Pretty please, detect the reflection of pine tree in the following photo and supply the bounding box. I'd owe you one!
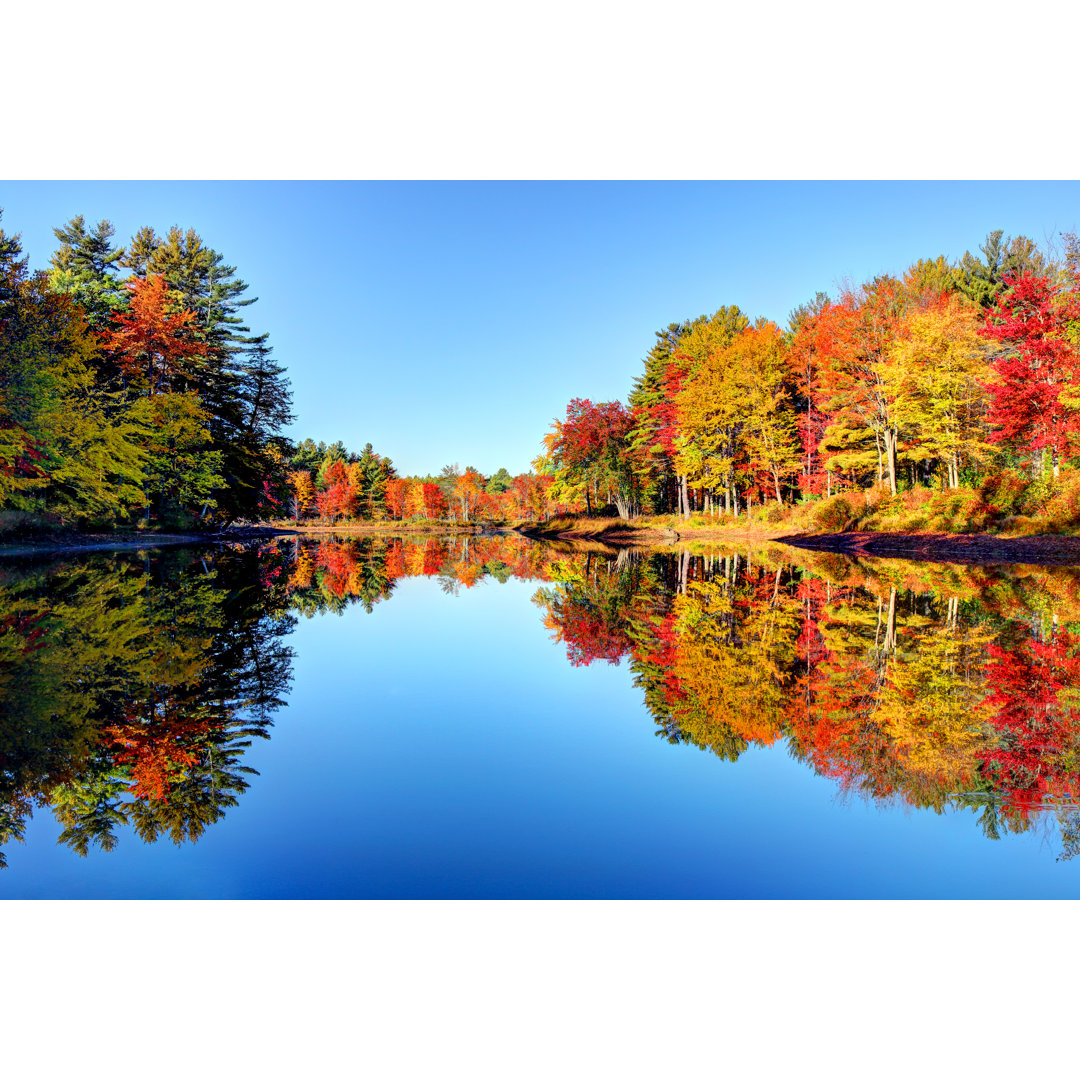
[52,757,129,856]
[949,790,1006,842]
[124,724,262,845]
[0,544,296,866]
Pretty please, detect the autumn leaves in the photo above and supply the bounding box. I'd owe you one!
[540,235,1080,526]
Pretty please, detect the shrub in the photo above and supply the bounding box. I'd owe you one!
[980,470,1031,516]
[864,482,891,512]
[0,510,44,535]
[809,492,863,532]
[1007,515,1041,536]
[1042,469,1080,531]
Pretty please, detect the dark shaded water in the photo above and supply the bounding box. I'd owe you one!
[3,533,1080,897]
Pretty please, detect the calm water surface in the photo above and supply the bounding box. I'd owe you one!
[3,533,1080,898]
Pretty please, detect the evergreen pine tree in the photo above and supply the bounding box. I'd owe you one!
[121,226,161,278]
[118,224,288,522]
[627,322,688,513]
[357,443,388,518]
[958,231,1048,310]
[48,216,126,327]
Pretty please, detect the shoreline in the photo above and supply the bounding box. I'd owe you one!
[773,530,1080,565]
[6,521,1080,567]
[0,521,499,559]
[512,520,1080,566]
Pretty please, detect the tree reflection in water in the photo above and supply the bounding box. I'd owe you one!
[531,539,1080,850]
[6,532,1080,866]
[0,544,297,866]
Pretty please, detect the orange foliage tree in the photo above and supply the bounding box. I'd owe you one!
[101,274,209,397]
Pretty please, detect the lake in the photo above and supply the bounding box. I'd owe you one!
[2,532,1080,898]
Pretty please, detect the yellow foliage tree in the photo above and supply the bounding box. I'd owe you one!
[882,297,994,488]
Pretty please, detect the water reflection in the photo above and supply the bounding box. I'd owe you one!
[0,544,296,865]
[5,532,1080,872]
[531,541,1080,852]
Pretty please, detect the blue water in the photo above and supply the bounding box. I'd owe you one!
[2,541,1078,899]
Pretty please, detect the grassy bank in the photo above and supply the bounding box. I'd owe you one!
[518,471,1080,547]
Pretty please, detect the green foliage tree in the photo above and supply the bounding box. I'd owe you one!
[486,467,513,494]
[958,231,1048,310]
[627,322,688,513]
[131,392,225,525]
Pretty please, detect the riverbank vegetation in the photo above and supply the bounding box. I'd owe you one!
[0,206,575,537]
[535,230,1080,537]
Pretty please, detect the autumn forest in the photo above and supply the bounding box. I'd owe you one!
[537,230,1080,535]
[6,202,1080,894]
[9,209,1080,536]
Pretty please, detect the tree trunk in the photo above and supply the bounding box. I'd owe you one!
[883,428,898,497]
[882,587,897,659]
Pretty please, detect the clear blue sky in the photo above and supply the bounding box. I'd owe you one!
[3,180,1079,477]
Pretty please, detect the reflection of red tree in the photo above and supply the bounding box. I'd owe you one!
[259,564,282,590]
[981,631,1080,812]
[792,579,832,669]
[785,581,897,796]
[384,541,406,582]
[792,653,884,788]
[316,541,359,597]
[103,707,207,800]
[287,536,570,601]
[422,542,446,576]
[651,611,686,706]
[556,596,631,667]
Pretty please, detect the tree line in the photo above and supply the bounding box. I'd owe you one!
[283,441,574,525]
[536,230,1080,524]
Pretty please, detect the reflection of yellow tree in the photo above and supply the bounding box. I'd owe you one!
[874,620,997,795]
[290,544,315,590]
[667,573,803,753]
[883,298,992,488]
